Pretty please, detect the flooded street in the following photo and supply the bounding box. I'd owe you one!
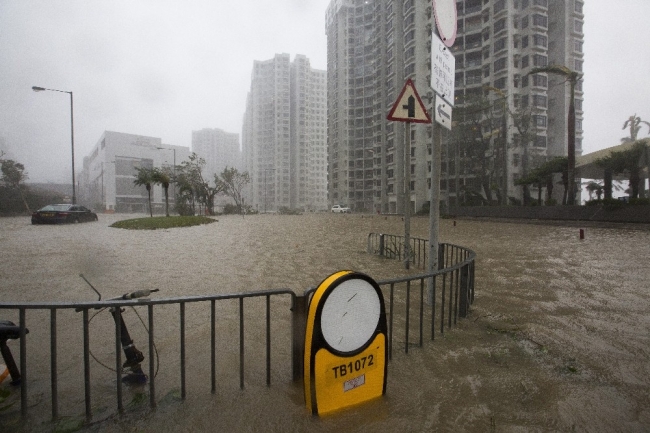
[1,213,649,432]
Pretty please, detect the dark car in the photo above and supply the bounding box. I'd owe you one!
[31,204,98,225]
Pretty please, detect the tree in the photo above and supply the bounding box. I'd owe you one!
[152,167,172,217]
[527,64,582,205]
[215,167,250,213]
[451,92,503,204]
[133,166,155,217]
[1,155,31,213]
[622,115,650,142]
[596,140,648,199]
[515,156,567,205]
[174,153,223,215]
[584,181,604,201]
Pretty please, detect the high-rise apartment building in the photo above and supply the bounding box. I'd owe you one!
[242,53,327,212]
[326,0,584,212]
[192,128,242,178]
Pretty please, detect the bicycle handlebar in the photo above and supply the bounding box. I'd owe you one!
[75,289,160,312]
[107,289,160,301]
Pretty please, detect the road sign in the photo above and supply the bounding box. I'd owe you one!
[431,32,455,107]
[433,0,458,47]
[434,94,452,130]
[387,79,431,123]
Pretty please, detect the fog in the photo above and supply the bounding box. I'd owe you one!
[1,0,649,183]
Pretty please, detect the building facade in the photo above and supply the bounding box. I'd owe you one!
[79,131,189,213]
[325,0,584,212]
[191,128,242,178]
[242,53,327,212]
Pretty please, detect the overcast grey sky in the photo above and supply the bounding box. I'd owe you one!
[1,0,649,183]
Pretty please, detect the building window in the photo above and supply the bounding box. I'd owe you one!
[494,77,507,89]
[521,55,529,68]
[494,0,506,13]
[533,94,547,107]
[494,37,506,52]
[494,57,507,72]
[521,16,529,29]
[532,74,547,87]
[521,35,529,48]
[533,54,547,67]
[533,34,547,47]
[534,136,547,147]
[575,1,584,14]
[404,30,415,44]
[532,14,548,28]
[574,59,583,72]
[404,13,415,28]
[533,115,547,127]
[574,40,583,53]
[533,0,548,6]
[494,18,506,33]
[574,20,583,33]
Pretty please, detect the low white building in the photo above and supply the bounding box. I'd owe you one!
[79,131,189,213]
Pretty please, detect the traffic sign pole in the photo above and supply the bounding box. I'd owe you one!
[404,122,411,270]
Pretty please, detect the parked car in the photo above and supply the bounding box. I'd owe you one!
[331,205,351,213]
[31,204,98,225]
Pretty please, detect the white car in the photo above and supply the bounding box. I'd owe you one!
[331,205,351,213]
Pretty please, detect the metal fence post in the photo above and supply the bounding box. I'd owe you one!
[459,264,469,317]
[291,295,307,381]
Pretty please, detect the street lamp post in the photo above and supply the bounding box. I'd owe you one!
[32,86,76,204]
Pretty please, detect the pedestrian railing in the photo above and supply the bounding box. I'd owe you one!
[0,240,475,425]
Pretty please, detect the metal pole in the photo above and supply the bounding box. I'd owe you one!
[428,106,442,303]
[70,92,76,204]
[173,149,176,209]
[404,122,411,270]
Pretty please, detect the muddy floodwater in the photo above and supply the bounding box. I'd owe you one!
[1,213,649,432]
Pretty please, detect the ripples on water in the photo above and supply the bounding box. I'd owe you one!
[1,214,649,432]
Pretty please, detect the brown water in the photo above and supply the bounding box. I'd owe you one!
[1,214,649,432]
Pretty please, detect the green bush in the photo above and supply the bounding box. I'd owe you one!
[629,197,650,206]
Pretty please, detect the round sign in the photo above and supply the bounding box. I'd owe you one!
[320,277,381,353]
[433,0,457,47]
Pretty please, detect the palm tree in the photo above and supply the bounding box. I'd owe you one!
[527,64,582,205]
[596,141,648,199]
[152,167,171,217]
[133,166,154,217]
[622,115,650,142]
[584,181,604,201]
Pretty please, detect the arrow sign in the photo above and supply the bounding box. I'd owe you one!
[387,79,431,123]
[434,94,452,130]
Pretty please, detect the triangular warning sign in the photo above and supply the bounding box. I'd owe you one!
[387,79,431,123]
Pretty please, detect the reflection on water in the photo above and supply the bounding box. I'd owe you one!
[1,214,649,432]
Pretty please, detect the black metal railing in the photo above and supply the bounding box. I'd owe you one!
[0,240,475,425]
